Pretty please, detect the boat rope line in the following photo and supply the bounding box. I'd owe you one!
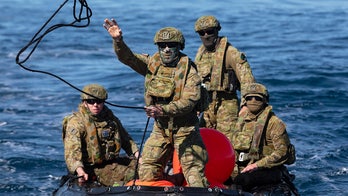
[15,0,144,110]
[131,116,150,186]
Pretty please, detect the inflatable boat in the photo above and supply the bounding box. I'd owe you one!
[53,128,298,196]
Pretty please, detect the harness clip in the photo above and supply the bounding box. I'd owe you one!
[238,152,246,162]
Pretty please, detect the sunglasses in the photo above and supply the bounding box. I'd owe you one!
[85,99,105,105]
[157,42,178,49]
[198,29,215,36]
[245,96,263,102]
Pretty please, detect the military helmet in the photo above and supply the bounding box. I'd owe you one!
[194,15,221,32]
[81,84,108,100]
[243,83,269,101]
[154,27,185,50]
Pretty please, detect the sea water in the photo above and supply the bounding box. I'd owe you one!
[1,0,347,195]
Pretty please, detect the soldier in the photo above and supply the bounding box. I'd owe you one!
[231,83,297,193]
[194,15,256,142]
[104,19,209,187]
[63,84,139,186]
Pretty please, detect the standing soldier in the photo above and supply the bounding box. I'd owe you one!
[63,84,139,186]
[194,15,256,142]
[104,18,209,187]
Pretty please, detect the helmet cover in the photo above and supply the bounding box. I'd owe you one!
[194,15,221,32]
[81,84,108,100]
[243,83,269,100]
[154,27,185,50]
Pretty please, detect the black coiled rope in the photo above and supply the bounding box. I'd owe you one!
[15,0,144,110]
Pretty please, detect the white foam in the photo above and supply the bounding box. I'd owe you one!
[0,122,7,126]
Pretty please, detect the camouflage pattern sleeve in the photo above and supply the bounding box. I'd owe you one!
[225,46,256,106]
[113,117,139,156]
[64,115,85,174]
[113,39,149,76]
[255,115,291,168]
[161,63,201,116]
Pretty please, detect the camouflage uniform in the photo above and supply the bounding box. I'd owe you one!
[63,84,139,186]
[231,83,293,178]
[112,27,209,187]
[194,15,255,143]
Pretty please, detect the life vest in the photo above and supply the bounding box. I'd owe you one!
[232,106,273,162]
[62,105,122,165]
[195,37,230,92]
[232,106,296,165]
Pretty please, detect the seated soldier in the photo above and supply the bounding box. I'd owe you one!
[63,84,139,186]
[231,83,298,195]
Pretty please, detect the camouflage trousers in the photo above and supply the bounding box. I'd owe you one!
[93,158,137,186]
[139,124,209,187]
[203,98,239,143]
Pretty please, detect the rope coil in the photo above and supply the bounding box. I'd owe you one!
[15,0,143,110]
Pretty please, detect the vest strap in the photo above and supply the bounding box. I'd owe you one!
[238,106,273,163]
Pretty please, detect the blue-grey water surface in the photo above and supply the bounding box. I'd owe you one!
[1,0,348,195]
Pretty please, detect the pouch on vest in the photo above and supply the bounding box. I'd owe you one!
[102,121,119,161]
[147,76,175,98]
[285,143,296,165]
[232,130,253,151]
